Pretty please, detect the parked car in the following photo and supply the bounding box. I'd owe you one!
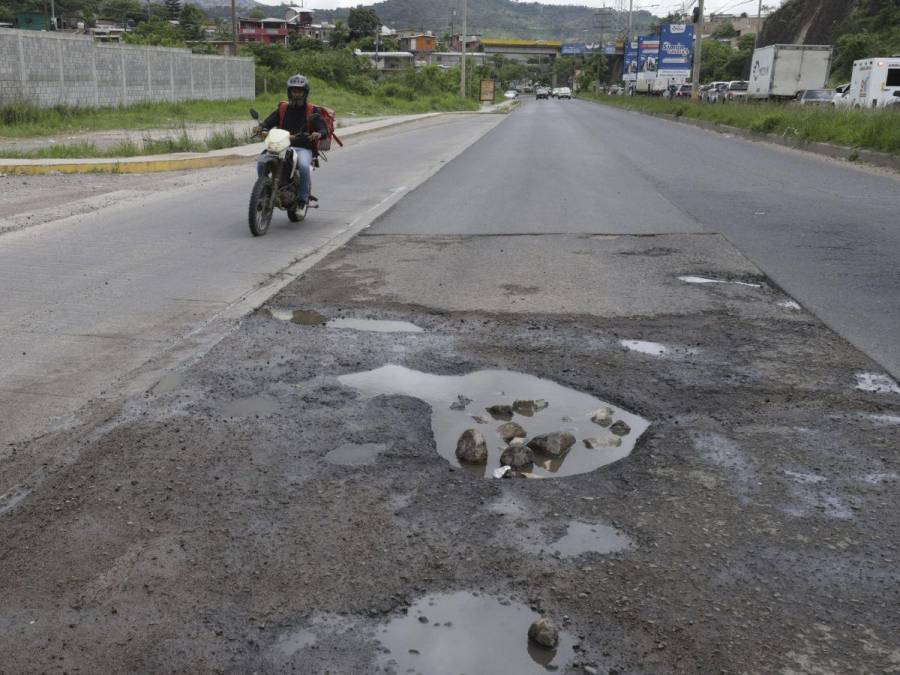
[793,88,836,105]
[674,83,693,98]
[705,82,730,103]
[832,83,852,108]
[557,87,572,99]
[535,87,550,100]
[503,90,519,99]
[607,85,624,95]
[722,80,749,102]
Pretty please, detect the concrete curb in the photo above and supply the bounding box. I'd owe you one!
[0,112,441,175]
[581,98,900,172]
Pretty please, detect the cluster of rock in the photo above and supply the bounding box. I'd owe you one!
[452,398,632,475]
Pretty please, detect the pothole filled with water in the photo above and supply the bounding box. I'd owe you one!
[267,308,423,333]
[338,365,649,479]
[375,591,576,675]
[217,394,280,418]
[324,442,387,467]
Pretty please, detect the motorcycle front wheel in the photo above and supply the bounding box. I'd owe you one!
[287,199,308,223]
[248,177,274,237]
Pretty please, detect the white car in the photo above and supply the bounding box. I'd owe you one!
[557,87,572,99]
[832,83,851,108]
[503,90,518,99]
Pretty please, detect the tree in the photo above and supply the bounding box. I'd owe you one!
[164,0,180,20]
[697,38,734,82]
[712,23,739,39]
[248,8,264,19]
[178,3,206,41]
[347,5,379,41]
[329,20,349,48]
[289,33,326,52]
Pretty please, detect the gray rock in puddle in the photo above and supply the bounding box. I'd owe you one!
[512,399,548,417]
[500,444,534,468]
[449,394,473,411]
[583,436,622,449]
[528,432,576,458]
[455,429,488,464]
[497,422,527,442]
[590,407,614,427]
[610,420,631,437]
[486,405,514,421]
[528,617,560,648]
[471,415,490,424]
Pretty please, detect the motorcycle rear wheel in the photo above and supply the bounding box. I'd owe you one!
[248,177,274,237]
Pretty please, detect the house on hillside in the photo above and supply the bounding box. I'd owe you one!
[450,33,481,52]
[354,50,414,71]
[285,7,314,29]
[238,16,288,45]
[398,33,436,55]
[702,13,763,45]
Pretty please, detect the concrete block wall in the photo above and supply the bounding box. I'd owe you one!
[0,28,255,108]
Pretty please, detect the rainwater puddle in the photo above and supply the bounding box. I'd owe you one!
[620,340,670,357]
[337,365,649,479]
[324,443,386,467]
[855,372,900,394]
[218,394,280,418]
[678,275,762,288]
[267,309,423,333]
[153,372,186,394]
[551,521,632,556]
[375,591,575,675]
[273,628,317,657]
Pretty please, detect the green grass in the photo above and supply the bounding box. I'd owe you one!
[0,75,477,141]
[579,93,900,155]
[0,126,256,159]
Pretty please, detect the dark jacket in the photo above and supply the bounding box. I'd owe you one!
[261,104,329,151]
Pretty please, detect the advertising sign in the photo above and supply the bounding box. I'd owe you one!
[623,41,638,81]
[637,34,659,75]
[603,42,617,55]
[658,24,694,77]
[561,43,586,56]
[480,79,495,102]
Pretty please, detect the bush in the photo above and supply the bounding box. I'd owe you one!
[750,113,784,134]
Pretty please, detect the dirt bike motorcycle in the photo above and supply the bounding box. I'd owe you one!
[247,108,319,237]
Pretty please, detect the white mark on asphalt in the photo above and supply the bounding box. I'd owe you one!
[327,318,424,333]
[678,275,762,288]
[777,300,802,310]
[854,372,900,394]
[860,472,899,485]
[784,470,827,484]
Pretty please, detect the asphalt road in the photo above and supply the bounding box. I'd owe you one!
[373,98,900,379]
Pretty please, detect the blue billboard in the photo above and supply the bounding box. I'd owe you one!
[561,43,586,56]
[637,34,659,75]
[623,41,638,81]
[658,24,694,77]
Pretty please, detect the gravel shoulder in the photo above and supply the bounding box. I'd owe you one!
[1,232,897,673]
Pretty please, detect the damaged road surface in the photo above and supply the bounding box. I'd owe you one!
[1,100,899,673]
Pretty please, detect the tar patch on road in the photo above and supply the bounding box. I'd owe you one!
[0,234,898,674]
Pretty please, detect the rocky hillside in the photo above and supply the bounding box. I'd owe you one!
[757,0,854,47]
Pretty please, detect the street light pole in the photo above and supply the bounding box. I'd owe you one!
[231,0,237,56]
[755,0,764,48]
[690,0,705,101]
[460,0,467,99]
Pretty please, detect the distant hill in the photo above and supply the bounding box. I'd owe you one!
[238,0,657,41]
[757,0,854,47]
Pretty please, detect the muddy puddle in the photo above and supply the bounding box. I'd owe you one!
[375,591,575,674]
[338,365,649,479]
[218,394,280,418]
[152,372,185,395]
[620,340,670,356]
[267,309,422,333]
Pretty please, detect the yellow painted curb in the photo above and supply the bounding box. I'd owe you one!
[0,154,253,175]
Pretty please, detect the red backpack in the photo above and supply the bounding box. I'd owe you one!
[277,101,343,153]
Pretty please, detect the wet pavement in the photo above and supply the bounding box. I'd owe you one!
[0,232,898,674]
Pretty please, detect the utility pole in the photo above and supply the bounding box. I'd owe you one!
[626,0,633,44]
[50,0,57,29]
[460,0,467,99]
[755,0,764,48]
[690,0,705,100]
[231,0,237,56]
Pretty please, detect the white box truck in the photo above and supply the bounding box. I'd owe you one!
[748,44,833,100]
[845,57,900,109]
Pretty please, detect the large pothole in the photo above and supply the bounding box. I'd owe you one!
[375,591,576,674]
[339,365,649,479]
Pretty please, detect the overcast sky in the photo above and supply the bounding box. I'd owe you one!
[261,0,784,15]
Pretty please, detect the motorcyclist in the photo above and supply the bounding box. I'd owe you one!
[253,74,329,210]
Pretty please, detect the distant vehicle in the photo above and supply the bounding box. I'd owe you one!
[503,90,519,99]
[550,88,560,98]
[557,87,572,99]
[535,87,550,100]
[705,82,729,103]
[844,57,900,109]
[748,44,833,100]
[793,88,835,105]
[674,83,692,98]
[607,85,624,95]
[832,82,852,108]
[722,80,749,102]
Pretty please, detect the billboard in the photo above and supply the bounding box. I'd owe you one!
[637,34,659,75]
[561,43,586,55]
[658,24,694,77]
[603,42,617,55]
[623,41,638,81]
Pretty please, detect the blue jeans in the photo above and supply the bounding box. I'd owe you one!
[257,147,312,204]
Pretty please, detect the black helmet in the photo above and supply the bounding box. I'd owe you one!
[287,74,310,107]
